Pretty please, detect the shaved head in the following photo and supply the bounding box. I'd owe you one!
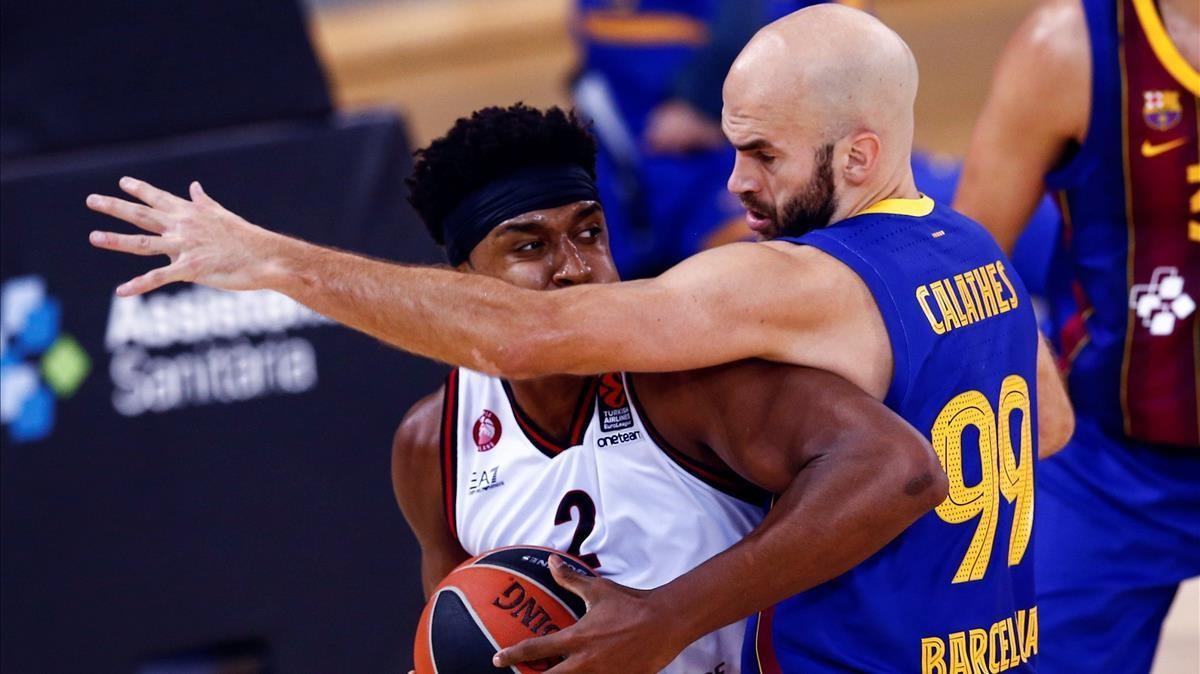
[722,4,920,239]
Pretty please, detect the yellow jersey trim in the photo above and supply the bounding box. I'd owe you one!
[580,11,708,46]
[1131,0,1200,96]
[858,194,935,217]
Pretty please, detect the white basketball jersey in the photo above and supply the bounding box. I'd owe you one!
[441,368,765,674]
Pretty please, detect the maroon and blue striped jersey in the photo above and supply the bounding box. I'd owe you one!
[1045,0,1199,448]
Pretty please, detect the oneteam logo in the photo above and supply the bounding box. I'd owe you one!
[1129,267,1195,336]
[0,276,91,443]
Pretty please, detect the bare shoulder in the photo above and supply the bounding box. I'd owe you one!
[1001,0,1091,137]
[1015,0,1090,79]
[703,241,847,310]
[761,240,890,395]
[689,359,872,415]
[659,240,805,284]
[762,240,859,283]
[392,386,446,471]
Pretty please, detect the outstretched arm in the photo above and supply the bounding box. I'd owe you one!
[87,179,826,379]
[391,389,470,596]
[494,363,947,672]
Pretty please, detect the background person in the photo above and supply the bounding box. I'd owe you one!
[955,0,1200,670]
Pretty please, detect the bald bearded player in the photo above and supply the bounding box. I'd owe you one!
[87,6,1073,672]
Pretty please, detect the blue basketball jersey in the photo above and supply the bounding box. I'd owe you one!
[746,197,1042,673]
[1043,0,1200,448]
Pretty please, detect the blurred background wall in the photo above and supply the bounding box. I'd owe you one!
[307,0,1031,153]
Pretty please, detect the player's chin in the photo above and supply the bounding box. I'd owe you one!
[753,221,783,241]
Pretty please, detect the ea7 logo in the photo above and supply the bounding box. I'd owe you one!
[469,466,503,494]
[1129,267,1195,336]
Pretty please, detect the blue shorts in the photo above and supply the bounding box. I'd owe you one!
[1035,418,1200,673]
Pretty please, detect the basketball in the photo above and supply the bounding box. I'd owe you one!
[413,546,596,674]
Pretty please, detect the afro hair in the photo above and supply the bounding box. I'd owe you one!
[406,103,598,245]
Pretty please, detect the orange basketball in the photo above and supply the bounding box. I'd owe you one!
[413,546,596,674]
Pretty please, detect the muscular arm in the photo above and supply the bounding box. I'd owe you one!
[632,363,947,657]
[273,239,834,379]
[953,0,1090,253]
[88,183,885,391]
[86,181,839,375]
[391,388,469,597]
[499,363,947,671]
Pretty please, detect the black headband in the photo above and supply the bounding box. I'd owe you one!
[441,164,599,265]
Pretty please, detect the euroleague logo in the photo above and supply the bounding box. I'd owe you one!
[473,409,502,451]
[598,373,633,432]
[598,372,626,408]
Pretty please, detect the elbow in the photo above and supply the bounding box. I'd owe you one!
[920,457,950,512]
[1039,400,1076,459]
[1037,341,1077,458]
[892,440,949,515]
[1038,372,1076,458]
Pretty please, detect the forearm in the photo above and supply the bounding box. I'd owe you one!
[263,236,771,377]
[651,450,943,645]
[265,235,560,376]
[89,178,793,378]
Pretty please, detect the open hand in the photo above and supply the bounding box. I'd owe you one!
[86,177,283,296]
[492,555,688,673]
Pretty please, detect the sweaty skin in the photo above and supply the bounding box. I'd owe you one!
[392,200,945,673]
[86,8,1072,453]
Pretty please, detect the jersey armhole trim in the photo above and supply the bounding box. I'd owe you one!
[801,232,913,410]
[440,368,461,540]
[624,374,769,506]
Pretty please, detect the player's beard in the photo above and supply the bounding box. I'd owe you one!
[741,143,839,240]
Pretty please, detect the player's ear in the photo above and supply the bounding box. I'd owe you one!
[842,132,881,186]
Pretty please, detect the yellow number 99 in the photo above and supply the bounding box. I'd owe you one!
[998,375,1034,566]
[930,375,1034,584]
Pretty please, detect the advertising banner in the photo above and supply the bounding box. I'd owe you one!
[1,112,445,673]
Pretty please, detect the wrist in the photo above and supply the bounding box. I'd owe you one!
[645,582,707,653]
[256,229,310,294]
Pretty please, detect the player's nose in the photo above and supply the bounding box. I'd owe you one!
[552,242,593,287]
[727,154,761,195]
